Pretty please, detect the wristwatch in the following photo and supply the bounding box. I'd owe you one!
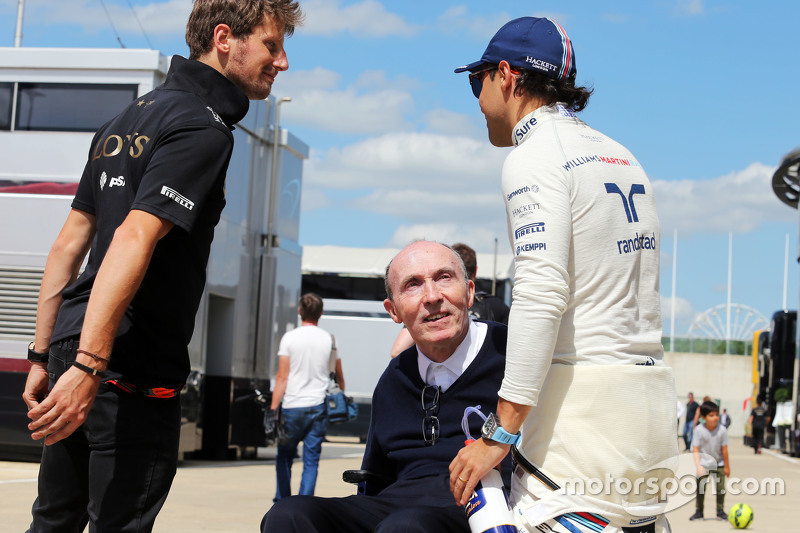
[481,413,521,445]
[27,342,49,363]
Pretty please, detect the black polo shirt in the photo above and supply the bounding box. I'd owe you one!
[52,56,249,387]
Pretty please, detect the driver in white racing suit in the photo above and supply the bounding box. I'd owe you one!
[449,17,678,533]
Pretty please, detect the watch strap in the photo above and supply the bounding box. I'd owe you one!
[27,342,49,363]
[487,425,521,445]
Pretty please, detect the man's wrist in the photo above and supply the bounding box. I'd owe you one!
[71,361,105,378]
[481,413,521,446]
[27,342,49,363]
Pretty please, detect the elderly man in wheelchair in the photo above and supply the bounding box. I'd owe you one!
[261,240,510,533]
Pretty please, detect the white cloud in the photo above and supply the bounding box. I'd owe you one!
[661,296,700,338]
[661,296,695,323]
[28,0,190,37]
[351,188,504,222]
[437,7,570,40]
[425,108,483,138]
[300,0,417,38]
[653,162,794,236]
[437,6,513,39]
[388,223,506,252]
[676,0,705,16]
[304,131,509,190]
[272,68,416,134]
[125,0,192,35]
[299,185,330,212]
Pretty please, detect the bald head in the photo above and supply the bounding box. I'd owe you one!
[383,241,474,362]
[385,241,468,300]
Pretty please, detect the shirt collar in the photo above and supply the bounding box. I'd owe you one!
[164,55,250,128]
[511,103,578,147]
[417,320,487,388]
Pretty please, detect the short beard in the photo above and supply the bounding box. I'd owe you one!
[226,43,272,100]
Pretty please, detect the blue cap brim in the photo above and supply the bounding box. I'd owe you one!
[454,60,484,74]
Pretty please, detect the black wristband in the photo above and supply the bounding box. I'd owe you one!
[27,342,49,363]
[72,361,105,378]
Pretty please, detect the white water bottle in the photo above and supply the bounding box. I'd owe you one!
[464,466,518,533]
[461,405,518,533]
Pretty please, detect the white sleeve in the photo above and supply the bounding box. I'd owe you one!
[277,331,292,357]
[499,150,571,406]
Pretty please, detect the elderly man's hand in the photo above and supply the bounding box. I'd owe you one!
[27,366,100,445]
[449,438,510,506]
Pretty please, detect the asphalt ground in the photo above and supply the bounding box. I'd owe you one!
[1,438,796,531]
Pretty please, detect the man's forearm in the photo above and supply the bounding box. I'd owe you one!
[78,211,171,359]
[34,210,95,350]
[270,378,287,411]
[496,397,532,435]
[335,358,345,392]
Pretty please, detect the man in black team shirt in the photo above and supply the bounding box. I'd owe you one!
[22,1,303,531]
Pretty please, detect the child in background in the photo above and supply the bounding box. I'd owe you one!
[690,401,730,521]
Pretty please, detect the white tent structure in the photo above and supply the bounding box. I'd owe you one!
[301,244,515,302]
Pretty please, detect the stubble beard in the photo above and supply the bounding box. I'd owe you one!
[227,46,273,100]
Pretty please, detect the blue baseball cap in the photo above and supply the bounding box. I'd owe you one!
[454,17,577,80]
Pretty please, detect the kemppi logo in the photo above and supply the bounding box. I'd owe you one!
[92,133,151,161]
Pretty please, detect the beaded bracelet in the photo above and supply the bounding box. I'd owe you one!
[77,349,110,365]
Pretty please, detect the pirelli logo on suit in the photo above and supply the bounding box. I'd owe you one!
[160,186,195,211]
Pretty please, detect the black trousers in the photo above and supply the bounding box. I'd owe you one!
[261,475,470,533]
[28,337,181,533]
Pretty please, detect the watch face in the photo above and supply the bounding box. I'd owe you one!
[481,414,497,438]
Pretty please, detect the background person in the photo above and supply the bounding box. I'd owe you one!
[693,395,712,428]
[449,17,677,533]
[452,242,510,324]
[684,392,699,451]
[261,240,510,533]
[690,401,730,521]
[270,293,344,501]
[720,407,731,429]
[748,396,770,454]
[22,1,303,531]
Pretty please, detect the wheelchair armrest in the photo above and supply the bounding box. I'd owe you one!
[342,469,394,485]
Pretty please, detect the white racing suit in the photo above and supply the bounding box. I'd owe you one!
[500,104,678,532]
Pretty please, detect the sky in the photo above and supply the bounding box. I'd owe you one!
[2,0,799,338]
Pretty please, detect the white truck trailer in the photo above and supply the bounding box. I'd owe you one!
[0,47,308,460]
